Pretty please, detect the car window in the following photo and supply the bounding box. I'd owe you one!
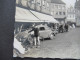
[39,27,45,30]
[45,26,50,30]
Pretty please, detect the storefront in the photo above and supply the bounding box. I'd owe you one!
[55,17,66,24]
[15,6,59,34]
[15,7,41,34]
[30,10,59,23]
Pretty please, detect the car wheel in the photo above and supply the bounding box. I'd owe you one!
[39,36,44,41]
[50,34,54,40]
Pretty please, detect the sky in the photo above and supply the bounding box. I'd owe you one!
[62,0,76,7]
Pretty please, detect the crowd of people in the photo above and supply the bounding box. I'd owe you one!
[51,23,69,34]
[58,23,69,33]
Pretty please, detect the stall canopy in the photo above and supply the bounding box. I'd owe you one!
[30,10,59,23]
[15,7,41,22]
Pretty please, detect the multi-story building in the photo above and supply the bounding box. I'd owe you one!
[16,0,66,18]
[66,6,76,26]
[16,0,51,15]
[48,0,66,24]
[75,0,80,26]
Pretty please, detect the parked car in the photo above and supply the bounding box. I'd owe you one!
[30,24,55,40]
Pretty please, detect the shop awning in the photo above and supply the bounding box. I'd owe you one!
[15,7,41,22]
[30,10,59,23]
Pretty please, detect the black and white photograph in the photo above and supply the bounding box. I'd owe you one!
[13,0,80,59]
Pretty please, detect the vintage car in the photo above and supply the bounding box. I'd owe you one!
[30,24,55,40]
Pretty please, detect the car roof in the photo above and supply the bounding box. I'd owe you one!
[36,24,51,30]
[37,24,48,28]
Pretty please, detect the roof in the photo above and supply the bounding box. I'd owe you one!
[51,0,65,4]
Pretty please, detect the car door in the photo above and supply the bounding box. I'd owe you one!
[39,27,48,38]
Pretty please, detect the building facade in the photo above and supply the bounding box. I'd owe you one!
[16,0,66,24]
[66,6,76,25]
[48,0,66,23]
[16,0,51,15]
[75,0,80,26]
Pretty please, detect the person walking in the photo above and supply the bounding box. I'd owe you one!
[59,24,64,33]
[33,26,40,48]
[64,23,69,32]
[29,26,40,48]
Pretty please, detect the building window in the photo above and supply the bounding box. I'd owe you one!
[70,15,71,18]
[55,5,58,9]
[56,12,58,15]
[63,12,65,15]
[47,3,49,7]
[59,12,62,15]
[43,6,46,9]
[52,5,54,8]
[42,0,46,6]
[73,14,75,18]
[37,2,41,6]
[51,12,53,15]
[31,0,35,4]
[74,10,75,13]
[42,0,45,5]
[58,5,61,9]
[62,6,65,9]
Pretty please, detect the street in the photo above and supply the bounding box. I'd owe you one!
[23,28,80,59]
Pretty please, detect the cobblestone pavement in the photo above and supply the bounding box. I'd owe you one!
[23,28,80,59]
